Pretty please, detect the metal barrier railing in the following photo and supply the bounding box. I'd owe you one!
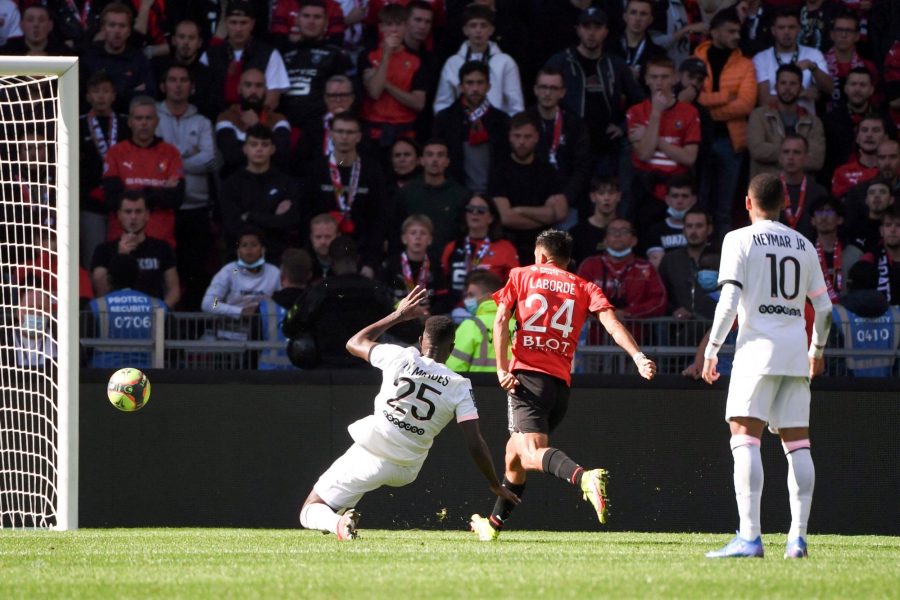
[79,311,900,376]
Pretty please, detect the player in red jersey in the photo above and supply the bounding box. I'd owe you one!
[469,229,656,540]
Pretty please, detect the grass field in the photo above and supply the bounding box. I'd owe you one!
[0,529,897,599]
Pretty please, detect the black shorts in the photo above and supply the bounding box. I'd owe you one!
[507,370,571,434]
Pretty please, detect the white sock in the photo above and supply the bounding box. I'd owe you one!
[300,502,341,535]
[731,435,763,540]
[784,441,815,540]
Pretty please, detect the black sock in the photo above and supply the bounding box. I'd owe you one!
[489,477,526,530]
[542,448,583,486]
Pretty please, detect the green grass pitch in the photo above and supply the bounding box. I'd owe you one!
[0,529,897,599]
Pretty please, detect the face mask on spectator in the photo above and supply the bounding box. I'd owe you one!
[238,256,266,269]
[667,206,688,220]
[606,247,632,258]
[22,313,46,333]
[697,270,719,291]
[464,298,479,314]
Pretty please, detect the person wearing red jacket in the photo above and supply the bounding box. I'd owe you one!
[576,217,667,318]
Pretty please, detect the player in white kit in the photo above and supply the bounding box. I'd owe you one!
[299,286,519,539]
[702,174,832,559]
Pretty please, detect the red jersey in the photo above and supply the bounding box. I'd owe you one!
[885,41,900,133]
[440,237,520,295]
[626,100,701,199]
[494,264,613,385]
[831,159,878,199]
[103,139,184,247]
[360,46,424,126]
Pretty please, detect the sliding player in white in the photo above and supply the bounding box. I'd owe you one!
[299,286,519,539]
[702,173,832,559]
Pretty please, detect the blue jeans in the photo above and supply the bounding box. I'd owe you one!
[700,135,745,241]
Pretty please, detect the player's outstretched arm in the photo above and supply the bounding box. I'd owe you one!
[458,419,521,505]
[596,309,657,380]
[346,286,430,362]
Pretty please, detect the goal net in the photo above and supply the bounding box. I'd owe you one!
[0,58,78,530]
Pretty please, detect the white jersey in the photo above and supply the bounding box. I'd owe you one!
[347,344,479,467]
[718,220,827,377]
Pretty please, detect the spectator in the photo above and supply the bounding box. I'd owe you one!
[650,0,707,69]
[152,19,216,119]
[130,0,169,59]
[823,68,889,177]
[490,111,568,263]
[380,214,452,340]
[360,4,426,154]
[293,74,356,171]
[445,270,507,372]
[576,217,667,318]
[527,67,592,218]
[305,112,387,278]
[641,176,698,269]
[860,216,900,305]
[215,67,292,179]
[433,61,510,194]
[220,124,302,266]
[608,0,668,84]
[752,8,831,114]
[846,178,895,253]
[88,253,167,369]
[832,261,900,377]
[307,212,340,282]
[822,11,877,114]
[7,287,55,372]
[831,114,886,200]
[102,95,185,249]
[675,57,715,198]
[0,0,21,48]
[386,137,422,198]
[737,0,774,58]
[392,138,469,255]
[544,7,644,180]
[658,208,719,320]
[627,55,701,230]
[530,0,600,66]
[79,72,130,269]
[404,1,439,141]
[202,226,281,318]
[843,139,900,243]
[257,247,313,370]
[267,0,347,45]
[0,4,69,56]
[798,0,840,53]
[434,4,523,117]
[443,0,528,73]
[91,190,180,308]
[569,176,621,266]
[277,0,351,129]
[80,3,155,114]
[155,63,217,310]
[282,236,395,368]
[777,133,830,241]
[808,195,861,304]
[747,63,825,178]
[694,7,757,237]
[441,194,519,306]
[201,0,290,115]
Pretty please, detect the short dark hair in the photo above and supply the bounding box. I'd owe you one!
[462,4,495,25]
[245,123,272,142]
[465,270,503,294]
[392,137,421,156]
[666,174,695,194]
[590,176,619,193]
[120,189,147,207]
[846,66,873,82]
[108,253,140,290]
[163,63,193,83]
[86,71,115,90]
[423,315,456,348]
[280,248,312,286]
[407,0,433,13]
[808,195,843,218]
[748,173,784,213]
[459,60,490,82]
[332,111,361,130]
[832,9,859,29]
[782,131,809,151]
[646,54,675,72]
[773,7,801,24]
[422,138,449,153]
[709,6,741,30]
[536,229,573,262]
[238,224,265,246]
[379,4,409,24]
[776,63,803,82]
[536,66,565,84]
[684,207,712,225]
[509,111,540,132]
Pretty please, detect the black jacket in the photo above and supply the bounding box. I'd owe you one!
[432,99,510,191]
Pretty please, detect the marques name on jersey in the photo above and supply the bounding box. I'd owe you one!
[751,232,808,251]
[402,362,450,387]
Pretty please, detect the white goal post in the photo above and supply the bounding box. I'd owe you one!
[0,57,78,530]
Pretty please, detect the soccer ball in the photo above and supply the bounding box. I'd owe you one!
[107,368,151,412]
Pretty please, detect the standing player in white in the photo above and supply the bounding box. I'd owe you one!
[702,174,832,559]
[299,286,519,540]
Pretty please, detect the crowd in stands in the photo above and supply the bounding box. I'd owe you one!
[2,0,899,371]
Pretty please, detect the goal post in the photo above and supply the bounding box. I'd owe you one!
[0,57,78,530]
